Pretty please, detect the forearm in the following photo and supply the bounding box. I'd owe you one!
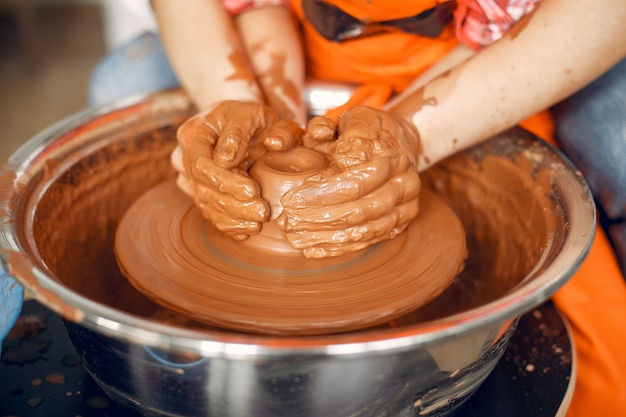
[236,6,306,125]
[152,0,263,109]
[386,44,476,109]
[389,0,626,171]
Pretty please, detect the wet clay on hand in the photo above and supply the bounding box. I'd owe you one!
[172,101,302,240]
[115,147,467,335]
[278,106,423,258]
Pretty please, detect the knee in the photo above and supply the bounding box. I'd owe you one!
[88,32,179,107]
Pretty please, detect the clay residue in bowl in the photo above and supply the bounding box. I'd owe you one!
[30,126,560,332]
[413,145,558,322]
[32,126,185,321]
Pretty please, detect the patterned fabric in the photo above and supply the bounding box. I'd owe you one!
[222,0,289,15]
[222,0,542,49]
[454,0,543,49]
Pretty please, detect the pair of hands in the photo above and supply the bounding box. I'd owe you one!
[171,101,422,258]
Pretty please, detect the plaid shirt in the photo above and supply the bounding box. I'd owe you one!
[455,0,543,49]
[222,0,288,15]
[222,0,542,49]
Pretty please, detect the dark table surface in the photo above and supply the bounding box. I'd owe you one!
[1,300,573,417]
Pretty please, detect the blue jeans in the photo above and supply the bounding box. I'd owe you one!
[88,34,626,275]
[554,58,626,277]
[88,32,179,107]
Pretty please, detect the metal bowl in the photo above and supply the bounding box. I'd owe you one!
[0,88,594,417]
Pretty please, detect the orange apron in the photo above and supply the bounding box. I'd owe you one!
[290,0,626,414]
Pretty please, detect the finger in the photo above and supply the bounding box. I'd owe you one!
[213,123,253,169]
[306,116,336,141]
[335,107,381,169]
[285,203,416,255]
[171,146,185,174]
[302,117,337,155]
[175,173,194,198]
[334,135,377,169]
[278,174,419,231]
[206,101,272,168]
[263,119,303,151]
[334,107,405,169]
[301,225,407,258]
[335,107,414,170]
[177,115,218,150]
[280,156,394,209]
[198,207,263,240]
[336,106,382,150]
[302,241,372,259]
[190,154,262,202]
[181,133,263,202]
[204,212,264,240]
[177,119,222,185]
[194,182,269,224]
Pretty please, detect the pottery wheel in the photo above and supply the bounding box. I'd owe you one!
[115,152,467,335]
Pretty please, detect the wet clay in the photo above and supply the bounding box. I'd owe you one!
[277,107,423,259]
[25,126,559,335]
[244,147,331,254]
[28,126,182,320]
[115,147,468,335]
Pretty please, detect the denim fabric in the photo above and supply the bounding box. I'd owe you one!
[88,32,179,107]
[555,58,626,276]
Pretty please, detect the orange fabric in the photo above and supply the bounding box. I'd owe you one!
[518,110,555,144]
[554,228,626,415]
[291,0,459,93]
[290,1,626,414]
[323,0,442,21]
[523,112,626,417]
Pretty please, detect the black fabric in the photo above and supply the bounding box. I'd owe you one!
[302,0,456,42]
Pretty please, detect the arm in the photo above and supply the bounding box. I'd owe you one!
[152,0,262,108]
[387,0,626,171]
[236,6,307,125]
[152,0,305,121]
[152,1,306,239]
[280,0,626,258]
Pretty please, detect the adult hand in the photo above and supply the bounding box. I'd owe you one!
[277,106,422,258]
[172,100,302,240]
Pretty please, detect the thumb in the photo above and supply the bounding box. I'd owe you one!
[263,119,303,152]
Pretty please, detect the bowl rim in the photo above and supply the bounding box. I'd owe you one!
[0,89,596,356]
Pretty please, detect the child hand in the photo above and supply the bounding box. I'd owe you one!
[172,100,302,240]
[277,106,422,258]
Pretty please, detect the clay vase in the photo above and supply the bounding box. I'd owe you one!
[244,147,329,254]
[114,147,467,335]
